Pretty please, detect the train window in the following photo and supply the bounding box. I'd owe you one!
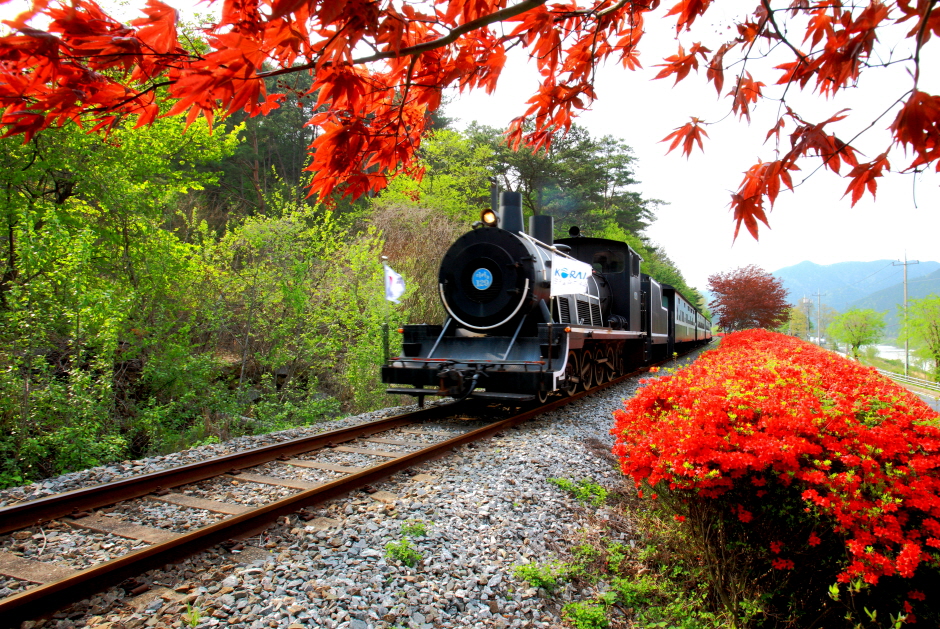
[592,250,625,273]
[631,254,640,277]
[661,295,668,309]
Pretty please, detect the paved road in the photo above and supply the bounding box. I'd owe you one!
[914,391,940,413]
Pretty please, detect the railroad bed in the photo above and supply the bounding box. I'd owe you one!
[1,351,708,629]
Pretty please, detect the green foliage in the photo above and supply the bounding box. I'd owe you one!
[466,122,659,236]
[182,603,202,628]
[562,601,609,629]
[828,308,887,360]
[385,537,422,567]
[0,115,240,483]
[375,129,493,222]
[571,542,602,562]
[781,305,812,339]
[559,521,724,629]
[899,295,940,381]
[400,519,429,537]
[0,113,404,487]
[547,477,609,507]
[512,560,568,591]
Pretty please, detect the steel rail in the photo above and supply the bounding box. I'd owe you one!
[0,370,639,625]
[0,404,457,536]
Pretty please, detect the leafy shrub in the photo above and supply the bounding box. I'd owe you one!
[512,560,568,591]
[385,537,422,567]
[548,477,609,507]
[613,329,940,625]
[400,519,428,537]
[562,601,609,629]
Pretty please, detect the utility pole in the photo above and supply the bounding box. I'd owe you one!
[893,253,920,376]
[800,296,812,339]
[813,291,826,345]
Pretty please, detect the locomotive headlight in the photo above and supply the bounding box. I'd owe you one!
[481,209,498,227]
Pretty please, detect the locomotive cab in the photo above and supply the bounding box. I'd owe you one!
[553,237,643,333]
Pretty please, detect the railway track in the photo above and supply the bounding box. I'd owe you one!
[0,366,649,627]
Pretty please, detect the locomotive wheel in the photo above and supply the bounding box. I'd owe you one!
[579,349,594,391]
[563,350,580,397]
[605,344,618,380]
[594,346,608,385]
[537,387,550,404]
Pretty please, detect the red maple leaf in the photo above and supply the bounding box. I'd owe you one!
[662,117,709,157]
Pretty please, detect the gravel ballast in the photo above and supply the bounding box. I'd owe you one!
[7,351,708,629]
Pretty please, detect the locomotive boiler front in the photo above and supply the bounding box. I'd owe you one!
[438,193,550,331]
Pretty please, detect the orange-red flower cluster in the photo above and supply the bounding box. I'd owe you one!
[612,329,940,585]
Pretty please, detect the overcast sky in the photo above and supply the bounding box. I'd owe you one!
[2,0,937,293]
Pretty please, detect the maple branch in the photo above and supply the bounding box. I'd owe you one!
[81,80,173,116]
[395,55,419,139]
[258,0,549,80]
[760,0,808,65]
[557,0,635,19]
[792,91,910,187]
[911,0,938,87]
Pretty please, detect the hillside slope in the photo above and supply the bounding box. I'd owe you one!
[772,260,940,312]
[848,268,940,337]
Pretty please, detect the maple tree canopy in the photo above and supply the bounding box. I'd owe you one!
[0,0,937,238]
[707,264,790,330]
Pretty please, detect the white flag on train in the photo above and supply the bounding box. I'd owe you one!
[550,253,592,297]
[384,264,406,303]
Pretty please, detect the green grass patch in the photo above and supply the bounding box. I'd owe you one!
[548,477,609,507]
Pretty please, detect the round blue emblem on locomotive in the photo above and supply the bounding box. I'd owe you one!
[472,268,493,290]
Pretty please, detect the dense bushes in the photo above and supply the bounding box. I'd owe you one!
[613,330,940,626]
[0,121,412,488]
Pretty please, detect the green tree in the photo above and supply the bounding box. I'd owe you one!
[900,295,940,382]
[205,197,396,416]
[374,129,494,222]
[827,309,887,360]
[467,123,659,236]
[0,114,240,484]
[783,306,812,339]
[196,71,321,223]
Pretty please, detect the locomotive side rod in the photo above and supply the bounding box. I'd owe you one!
[0,366,652,626]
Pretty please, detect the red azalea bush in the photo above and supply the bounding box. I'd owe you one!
[613,330,940,625]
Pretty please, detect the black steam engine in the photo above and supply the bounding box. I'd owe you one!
[382,192,712,405]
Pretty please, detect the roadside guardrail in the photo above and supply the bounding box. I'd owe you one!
[877,369,940,394]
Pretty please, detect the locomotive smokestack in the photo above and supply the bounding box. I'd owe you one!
[499,191,524,235]
[529,215,553,245]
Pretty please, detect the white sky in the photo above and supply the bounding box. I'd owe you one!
[2,0,937,292]
[442,4,940,291]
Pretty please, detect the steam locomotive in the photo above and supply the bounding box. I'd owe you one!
[382,192,712,405]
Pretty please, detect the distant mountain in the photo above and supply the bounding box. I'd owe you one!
[847,268,940,337]
[772,260,940,312]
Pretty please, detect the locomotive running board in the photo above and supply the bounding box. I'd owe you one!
[386,388,448,397]
[470,391,535,401]
[385,388,535,402]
